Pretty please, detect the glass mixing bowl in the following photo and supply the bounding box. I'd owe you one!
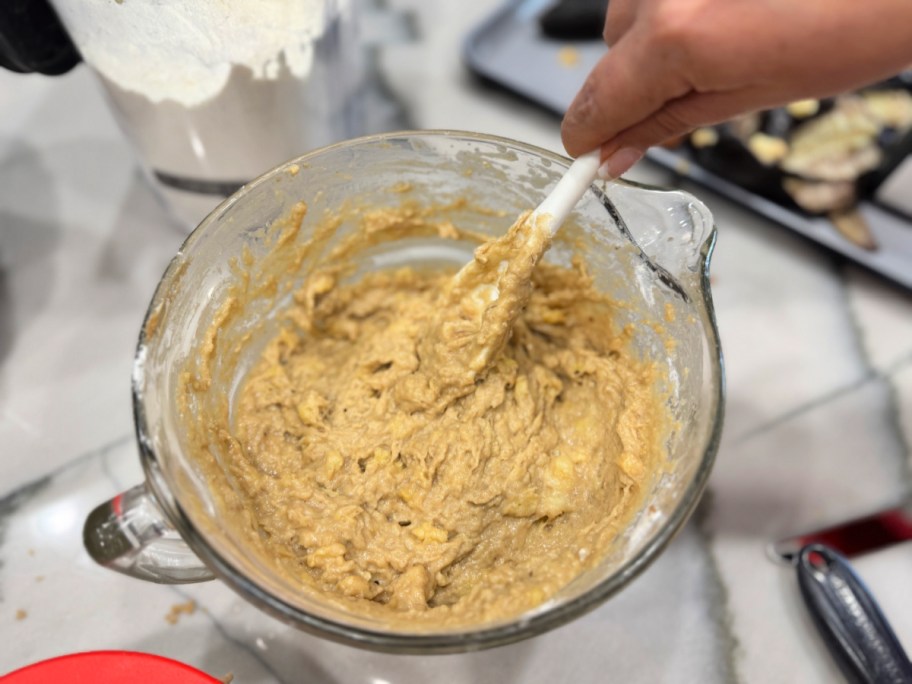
[84,131,724,653]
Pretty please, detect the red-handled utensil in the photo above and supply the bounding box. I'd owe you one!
[769,500,912,563]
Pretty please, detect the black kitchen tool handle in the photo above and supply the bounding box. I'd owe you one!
[539,0,609,40]
[797,544,912,684]
[0,0,80,75]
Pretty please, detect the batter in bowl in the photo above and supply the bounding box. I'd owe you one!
[218,202,668,626]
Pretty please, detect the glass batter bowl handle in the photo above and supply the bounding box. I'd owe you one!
[83,483,214,583]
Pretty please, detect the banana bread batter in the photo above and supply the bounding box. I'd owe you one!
[222,207,668,626]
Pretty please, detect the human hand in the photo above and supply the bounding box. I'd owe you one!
[562,0,912,178]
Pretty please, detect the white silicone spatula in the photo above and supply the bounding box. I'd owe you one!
[437,148,604,378]
[449,148,603,291]
[529,149,601,236]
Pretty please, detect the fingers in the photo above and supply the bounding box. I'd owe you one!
[613,88,783,151]
[561,28,691,157]
[593,88,778,178]
[603,0,638,46]
[596,147,644,180]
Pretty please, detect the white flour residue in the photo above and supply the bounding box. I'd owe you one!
[52,0,347,106]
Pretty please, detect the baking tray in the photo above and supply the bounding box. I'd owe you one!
[463,0,912,290]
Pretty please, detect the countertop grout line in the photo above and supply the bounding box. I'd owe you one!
[166,585,289,684]
[0,476,52,603]
[737,255,912,458]
[701,253,906,683]
[1,434,134,601]
[733,350,912,445]
[0,429,285,683]
[724,248,883,446]
[100,439,130,492]
[882,377,912,495]
[693,492,743,684]
[838,262,912,495]
[733,374,873,444]
[0,433,133,504]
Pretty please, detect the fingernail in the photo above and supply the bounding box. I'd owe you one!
[597,148,643,180]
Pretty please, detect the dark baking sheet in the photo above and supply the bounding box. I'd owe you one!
[463,0,912,289]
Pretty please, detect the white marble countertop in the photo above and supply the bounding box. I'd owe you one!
[2,2,912,682]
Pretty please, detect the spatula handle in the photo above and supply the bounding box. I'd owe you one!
[530,149,601,235]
